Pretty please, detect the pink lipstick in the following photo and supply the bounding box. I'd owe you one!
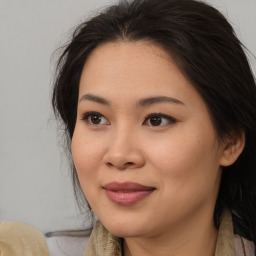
[103,182,155,206]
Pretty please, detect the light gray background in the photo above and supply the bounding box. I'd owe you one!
[0,0,255,234]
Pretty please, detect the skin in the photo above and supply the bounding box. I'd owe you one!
[71,41,244,256]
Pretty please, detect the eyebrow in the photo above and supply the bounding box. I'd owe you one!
[79,94,184,106]
[136,96,184,107]
[79,94,110,105]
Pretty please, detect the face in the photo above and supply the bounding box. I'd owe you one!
[71,41,226,238]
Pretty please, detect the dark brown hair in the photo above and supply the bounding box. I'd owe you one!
[52,0,256,244]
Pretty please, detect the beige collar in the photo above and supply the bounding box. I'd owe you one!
[215,210,235,256]
[84,210,235,256]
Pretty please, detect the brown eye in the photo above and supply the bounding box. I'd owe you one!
[149,116,162,126]
[144,113,176,127]
[81,112,109,126]
[90,114,102,125]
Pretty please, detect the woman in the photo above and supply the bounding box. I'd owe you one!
[51,0,256,255]
[1,1,254,256]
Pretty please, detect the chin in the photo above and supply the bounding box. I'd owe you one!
[106,224,146,238]
[100,215,149,238]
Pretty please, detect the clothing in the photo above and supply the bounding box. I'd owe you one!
[84,210,255,256]
[0,211,254,256]
[0,221,49,256]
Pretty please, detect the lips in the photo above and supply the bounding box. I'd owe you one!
[103,182,155,205]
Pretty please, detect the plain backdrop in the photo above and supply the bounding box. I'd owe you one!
[0,0,255,234]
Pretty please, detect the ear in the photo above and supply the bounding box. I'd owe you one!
[219,131,245,167]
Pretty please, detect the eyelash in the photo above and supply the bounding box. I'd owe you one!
[81,111,109,125]
[80,112,176,127]
[143,113,176,126]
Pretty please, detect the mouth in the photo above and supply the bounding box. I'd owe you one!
[103,182,156,206]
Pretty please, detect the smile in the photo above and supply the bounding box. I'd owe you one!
[103,182,155,206]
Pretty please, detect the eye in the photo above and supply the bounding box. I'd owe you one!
[143,113,176,127]
[81,112,109,126]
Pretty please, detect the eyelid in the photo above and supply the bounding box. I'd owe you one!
[80,111,110,125]
[143,113,176,126]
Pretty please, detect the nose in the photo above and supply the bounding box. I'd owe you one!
[102,127,145,170]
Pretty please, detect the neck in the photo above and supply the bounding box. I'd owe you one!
[123,211,218,256]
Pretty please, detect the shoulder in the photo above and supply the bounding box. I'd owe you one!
[0,221,49,256]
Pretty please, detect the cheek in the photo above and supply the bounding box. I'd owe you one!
[146,125,221,191]
[145,131,221,218]
[148,134,214,169]
[71,126,105,186]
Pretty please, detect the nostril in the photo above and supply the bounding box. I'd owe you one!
[106,162,125,169]
[106,162,114,168]
[106,161,135,170]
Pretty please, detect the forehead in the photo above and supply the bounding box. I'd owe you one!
[78,41,201,108]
